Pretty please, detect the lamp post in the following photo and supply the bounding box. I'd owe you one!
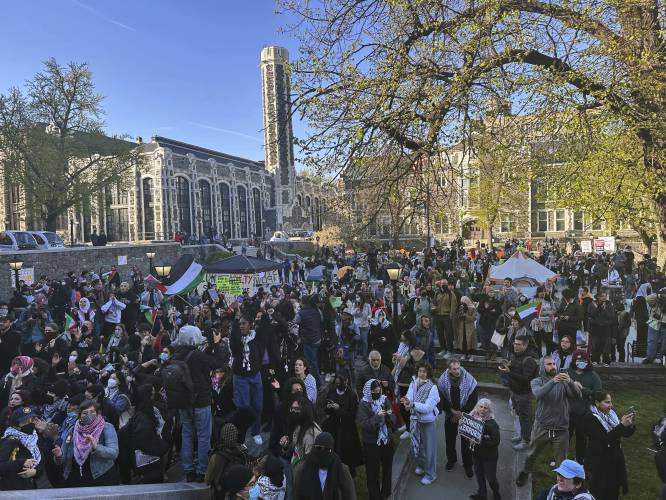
[154,263,172,280]
[69,218,74,246]
[386,261,401,331]
[316,235,320,256]
[145,252,155,275]
[8,259,23,291]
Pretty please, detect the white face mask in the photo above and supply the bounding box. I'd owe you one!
[68,355,77,364]
[107,378,118,389]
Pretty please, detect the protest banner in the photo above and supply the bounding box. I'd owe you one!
[458,412,485,445]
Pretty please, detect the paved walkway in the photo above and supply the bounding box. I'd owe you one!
[397,391,529,500]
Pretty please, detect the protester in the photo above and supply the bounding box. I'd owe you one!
[567,350,602,464]
[536,459,594,500]
[469,398,501,500]
[0,406,42,490]
[356,351,394,401]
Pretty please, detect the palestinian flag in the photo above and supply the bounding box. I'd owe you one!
[144,275,167,294]
[143,308,157,325]
[517,301,542,319]
[65,313,76,330]
[162,255,205,296]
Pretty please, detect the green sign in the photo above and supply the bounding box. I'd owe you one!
[215,274,243,296]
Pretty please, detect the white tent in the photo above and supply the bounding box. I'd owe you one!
[488,251,557,285]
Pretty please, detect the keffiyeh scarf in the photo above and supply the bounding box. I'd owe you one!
[410,378,434,455]
[3,426,41,465]
[241,330,257,371]
[437,367,477,407]
[257,474,286,499]
[590,404,620,433]
[362,379,389,446]
[73,415,105,469]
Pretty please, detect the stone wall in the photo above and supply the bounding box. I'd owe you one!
[0,243,224,301]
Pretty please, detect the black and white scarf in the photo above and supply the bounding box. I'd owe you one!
[241,330,256,372]
[590,405,620,432]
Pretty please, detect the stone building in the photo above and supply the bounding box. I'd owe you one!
[0,47,329,243]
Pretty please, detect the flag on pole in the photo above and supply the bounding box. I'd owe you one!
[163,258,205,296]
[144,309,157,325]
[517,301,541,319]
[65,313,76,330]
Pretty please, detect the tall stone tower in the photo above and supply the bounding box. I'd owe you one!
[260,46,296,229]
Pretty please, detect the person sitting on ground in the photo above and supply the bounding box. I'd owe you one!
[0,406,42,490]
[535,459,594,500]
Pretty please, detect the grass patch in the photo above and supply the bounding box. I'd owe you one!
[203,250,233,264]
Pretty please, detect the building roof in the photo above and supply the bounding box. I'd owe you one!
[148,136,265,172]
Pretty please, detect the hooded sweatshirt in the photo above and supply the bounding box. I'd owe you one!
[531,357,581,431]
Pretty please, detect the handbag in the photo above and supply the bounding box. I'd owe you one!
[134,449,160,468]
[491,330,506,348]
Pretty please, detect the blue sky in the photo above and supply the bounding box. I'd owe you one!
[0,0,304,163]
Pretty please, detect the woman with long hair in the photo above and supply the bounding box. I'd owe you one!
[293,357,317,404]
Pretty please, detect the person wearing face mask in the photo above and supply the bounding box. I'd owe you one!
[293,431,357,500]
[321,370,363,478]
[1,356,38,409]
[580,391,636,500]
[556,288,584,345]
[567,350,602,465]
[286,397,321,468]
[102,372,133,430]
[357,379,394,500]
[0,406,43,490]
[536,459,593,500]
[53,399,119,487]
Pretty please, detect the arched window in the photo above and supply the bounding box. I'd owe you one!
[199,180,213,238]
[176,176,192,235]
[142,177,155,238]
[220,183,232,239]
[305,196,312,225]
[314,198,320,230]
[237,185,248,238]
[297,194,302,206]
[253,188,262,238]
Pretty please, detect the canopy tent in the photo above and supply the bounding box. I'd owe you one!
[488,251,557,285]
[203,255,282,274]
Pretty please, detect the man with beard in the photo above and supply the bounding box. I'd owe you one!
[115,282,139,333]
[356,351,394,399]
[516,355,581,487]
[293,431,357,500]
[0,312,20,377]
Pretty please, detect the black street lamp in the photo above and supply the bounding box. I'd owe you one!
[154,263,172,280]
[386,261,401,331]
[145,252,155,275]
[8,259,23,291]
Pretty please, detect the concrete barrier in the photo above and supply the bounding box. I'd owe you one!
[0,482,210,499]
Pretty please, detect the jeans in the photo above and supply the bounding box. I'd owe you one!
[358,326,370,358]
[303,342,321,385]
[414,419,437,481]
[179,406,212,475]
[474,458,499,496]
[646,324,666,362]
[521,422,569,474]
[281,456,294,500]
[233,371,263,437]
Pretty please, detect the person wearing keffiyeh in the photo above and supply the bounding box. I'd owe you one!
[580,391,636,500]
[0,406,42,490]
[357,378,394,500]
[437,358,478,476]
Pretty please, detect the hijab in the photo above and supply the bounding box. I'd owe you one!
[362,379,389,445]
[371,309,390,329]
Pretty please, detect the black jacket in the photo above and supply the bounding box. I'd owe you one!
[507,351,538,395]
[356,364,394,399]
[357,398,393,445]
[229,323,278,377]
[0,327,20,378]
[557,301,584,338]
[296,306,322,344]
[472,419,500,461]
[129,409,169,458]
[172,344,226,408]
[0,435,41,490]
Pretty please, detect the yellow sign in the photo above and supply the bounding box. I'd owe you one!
[215,275,243,296]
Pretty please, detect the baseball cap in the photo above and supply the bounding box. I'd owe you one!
[553,459,585,479]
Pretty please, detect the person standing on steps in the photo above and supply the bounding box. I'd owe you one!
[499,335,538,452]
[469,398,502,500]
[437,358,478,477]
[516,355,581,487]
[402,361,440,486]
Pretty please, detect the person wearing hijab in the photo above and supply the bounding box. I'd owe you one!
[293,431,357,500]
[437,358,478,477]
[1,356,38,408]
[580,391,636,500]
[631,282,651,358]
[357,379,394,500]
[368,309,397,368]
[321,370,363,477]
[206,423,249,500]
[403,361,440,485]
[0,406,42,489]
[53,399,119,486]
[469,399,501,500]
[75,297,95,326]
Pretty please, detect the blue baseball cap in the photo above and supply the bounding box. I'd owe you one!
[553,459,585,479]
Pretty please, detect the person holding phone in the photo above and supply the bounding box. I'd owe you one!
[580,391,636,500]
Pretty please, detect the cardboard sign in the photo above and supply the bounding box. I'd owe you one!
[9,267,34,288]
[215,275,244,296]
[458,413,485,445]
[580,240,592,253]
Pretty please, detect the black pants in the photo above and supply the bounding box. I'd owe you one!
[473,457,499,497]
[434,315,454,352]
[569,415,588,464]
[511,392,532,443]
[590,330,610,363]
[364,441,393,500]
[445,418,472,466]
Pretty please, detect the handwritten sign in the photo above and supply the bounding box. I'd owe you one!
[212,270,281,297]
[9,267,34,288]
[458,413,485,444]
[215,275,243,296]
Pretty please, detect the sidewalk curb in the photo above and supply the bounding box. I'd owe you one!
[390,432,413,499]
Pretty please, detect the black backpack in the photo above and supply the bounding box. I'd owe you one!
[161,350,197,409]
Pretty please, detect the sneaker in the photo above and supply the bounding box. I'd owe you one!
[510,435,522,444]
[414,467,425,475]
[512,441,529,451]
[446,461,456,471]
[464,465,474,478]
[515,471,529,487]
[397,425,406,433]
[400,431,410,440]
[253,434,264,446]
[185,472,197,482]
[420,476,435,485]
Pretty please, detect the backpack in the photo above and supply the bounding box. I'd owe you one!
[205,447,248,495]
[161,350,197,409]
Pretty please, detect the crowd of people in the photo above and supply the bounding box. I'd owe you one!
[0,238,663,499]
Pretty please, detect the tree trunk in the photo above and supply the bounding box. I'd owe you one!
[655,192,666,267]
[45,210,59,232]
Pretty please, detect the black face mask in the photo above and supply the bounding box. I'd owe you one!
[336,383,346,390]
[310,448,334,468]
[371,392,381,400]
[21,424,35,435]
[288,411,303,425]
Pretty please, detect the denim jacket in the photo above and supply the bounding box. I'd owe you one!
[58,422,118,480]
